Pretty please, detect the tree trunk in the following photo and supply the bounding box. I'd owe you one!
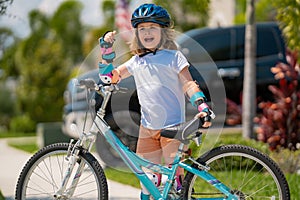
[242,0,256,139]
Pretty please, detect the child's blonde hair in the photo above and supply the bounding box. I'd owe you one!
[129,26,178,55]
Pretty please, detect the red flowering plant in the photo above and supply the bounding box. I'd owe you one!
[255,50,300,151]
[225,98,242,126]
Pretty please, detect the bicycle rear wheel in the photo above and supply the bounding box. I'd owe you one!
[15,143,108,200]
[182,144,290,199]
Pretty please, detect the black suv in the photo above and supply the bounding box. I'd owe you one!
[63,22,286,167]
[178,22,287,104]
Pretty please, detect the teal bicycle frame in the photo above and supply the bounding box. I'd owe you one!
[16,79,289,200]
[79,82,238,200]
[91,113,237,200]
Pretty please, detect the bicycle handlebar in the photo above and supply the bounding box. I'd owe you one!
[79,79,99,90]
[161,117,206,144]
[79,78,119,94]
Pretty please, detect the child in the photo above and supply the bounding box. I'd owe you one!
[99,3,213,199]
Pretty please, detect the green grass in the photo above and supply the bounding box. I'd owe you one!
[104,167,140,188]
[286,173,300,199]
[186,170,287,198]
[5,136,39,154]
[9,143,39,154]
[0,131,35,138]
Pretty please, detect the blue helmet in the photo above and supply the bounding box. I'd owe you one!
[131,4,171,28]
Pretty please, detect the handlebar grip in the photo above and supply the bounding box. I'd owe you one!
[160,117,203,142]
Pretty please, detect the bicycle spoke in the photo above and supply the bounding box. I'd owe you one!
[182,145,289,199]
[15,143,108,200]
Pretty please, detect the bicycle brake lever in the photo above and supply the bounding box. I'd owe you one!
[193,132,202,146]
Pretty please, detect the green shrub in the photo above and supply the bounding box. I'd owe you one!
[255,50,300,150]
[10,114,36,133]
[270,148,300,174]
[0,84,16,128]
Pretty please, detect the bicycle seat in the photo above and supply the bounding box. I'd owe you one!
[161,117,203,143]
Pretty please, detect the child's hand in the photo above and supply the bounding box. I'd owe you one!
[196,112,212,128]
[195,102,215,128]
[99,31,117,63]
[103,30,117,43]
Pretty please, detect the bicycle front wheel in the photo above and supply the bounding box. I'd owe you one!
[15,143,108,200]
[182,144,290,199]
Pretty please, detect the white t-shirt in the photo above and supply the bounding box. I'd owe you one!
[124,49,189,130]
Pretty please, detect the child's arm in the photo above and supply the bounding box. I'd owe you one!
[98,31,131,83]
[111,65,131,82]
[179,66,214,127]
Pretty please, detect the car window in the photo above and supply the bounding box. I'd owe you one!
[257,27,281,58]
[234,25,283,60]
[195,29,232,61]
[178,35,212,63]
[235,27,245,60]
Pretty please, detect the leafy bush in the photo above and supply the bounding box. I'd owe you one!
[225,98,242,125]
[10,114,36,133]
[255,50,300,150]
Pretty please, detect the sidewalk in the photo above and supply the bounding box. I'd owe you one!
[0,138,140,200]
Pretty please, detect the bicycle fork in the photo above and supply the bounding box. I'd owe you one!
[54,140,86,199]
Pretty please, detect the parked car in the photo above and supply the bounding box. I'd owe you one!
[63,22,287,167]
[178,22,287,104]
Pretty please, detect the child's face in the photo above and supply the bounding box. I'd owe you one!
[137,22,162,50]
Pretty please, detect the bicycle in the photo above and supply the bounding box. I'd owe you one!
[15,78,290,200]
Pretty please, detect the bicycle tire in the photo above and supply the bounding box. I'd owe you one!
[15,143,108,200]
[182,144,290,200]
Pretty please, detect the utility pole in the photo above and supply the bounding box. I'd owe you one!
[242,0,256,139]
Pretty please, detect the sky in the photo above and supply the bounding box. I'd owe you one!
[0,0,104,38]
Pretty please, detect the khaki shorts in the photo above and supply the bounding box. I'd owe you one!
[136,125,182,165]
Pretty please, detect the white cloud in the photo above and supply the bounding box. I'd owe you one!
[80,0,103,26]
[38,0,64,15]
